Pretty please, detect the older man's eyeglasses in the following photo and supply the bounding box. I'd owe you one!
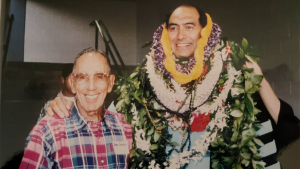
[73,73,110,85]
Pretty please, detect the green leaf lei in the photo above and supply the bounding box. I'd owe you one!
[115,38,265,169]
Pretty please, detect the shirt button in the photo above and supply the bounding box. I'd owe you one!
[101,160,104,163]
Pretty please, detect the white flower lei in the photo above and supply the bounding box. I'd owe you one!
[145,47,242,168]
[146,52,224,114]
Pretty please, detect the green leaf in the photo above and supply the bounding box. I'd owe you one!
[219,79,225,84]
[154,131,160,142]
[249,145,257,154]
[138,108,147,118]
[149,144,158,150]
[147,126,154,135]
[253,107,261,115]
[231,130,239,142]
[252,75,263,85]
[244,71,252,79]
[241,159,250,167]
[238,48,245,58]
[130,149,136,157]
[240,104,245,112]
[235,99,240,105]
[125,95,131,104]
[253,138,264,146]
[222,157,234,164]
[245,95,254,114]
[245,80,253,92]
[240,152,251,160]
[242,38,249,50]
[231,144,238,149]
[256,161,266,169]
[116,99,124,110]
[233,163,243,169]
[134,94,142,104]
[230,110,243,117]
[130,72,138,78]
[212,161,218,168]
[135,88,143,97]
[171,141,179,146]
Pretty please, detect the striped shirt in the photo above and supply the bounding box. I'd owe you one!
[256,97,300,169]
[20,105,132,169]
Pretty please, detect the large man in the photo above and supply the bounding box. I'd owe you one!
[45,5,299,169]
[20,48,132,168]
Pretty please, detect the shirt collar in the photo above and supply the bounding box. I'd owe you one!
[70,102,112,132]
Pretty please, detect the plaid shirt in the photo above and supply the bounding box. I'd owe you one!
[20,105,132,169]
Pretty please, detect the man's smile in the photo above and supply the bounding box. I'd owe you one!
[85,94,99,100]
[176,43,191,47]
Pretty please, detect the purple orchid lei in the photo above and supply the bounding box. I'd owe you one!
[152,23,222,79]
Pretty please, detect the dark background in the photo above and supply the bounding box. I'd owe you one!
[1,0,299,168]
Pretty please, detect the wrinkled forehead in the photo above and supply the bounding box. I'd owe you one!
[75,53,110,74]
[169,6,200,23]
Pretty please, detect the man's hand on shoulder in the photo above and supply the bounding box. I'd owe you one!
[46,96,74,118]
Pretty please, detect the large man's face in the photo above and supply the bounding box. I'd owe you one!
[71,52,114,114]
[168,6,202,58]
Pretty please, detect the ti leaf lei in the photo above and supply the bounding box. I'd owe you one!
[115,38,265,169]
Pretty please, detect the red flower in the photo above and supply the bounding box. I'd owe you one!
[202,65,209,76]
[176,100,182,104]
[191,113,211,132]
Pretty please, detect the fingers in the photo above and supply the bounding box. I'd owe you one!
[243,60,253,68]
[56,98,69,117]
[245,54,254,63]
[243,55,263,75]
[65,100,74,110]
[46,107,54,116]
[49,97,69,118]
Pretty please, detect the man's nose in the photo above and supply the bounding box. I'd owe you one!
[177,28,187,39]
[87,77,95,90]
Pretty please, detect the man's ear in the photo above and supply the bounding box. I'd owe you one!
[69,76,76,94]
[107,74,115,93]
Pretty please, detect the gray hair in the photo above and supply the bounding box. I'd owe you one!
[72,47,111,74]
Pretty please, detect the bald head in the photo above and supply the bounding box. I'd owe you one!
[73,47,111,75]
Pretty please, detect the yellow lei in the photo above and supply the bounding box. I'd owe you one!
[161,13,213,84]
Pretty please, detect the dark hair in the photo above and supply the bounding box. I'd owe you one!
[73,47,111,74]
[165,5,207,29]
[62,64,74,79]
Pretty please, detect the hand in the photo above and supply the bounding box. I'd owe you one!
[244,55,280,123]
[46,97,74,118]
[244,55,263,75]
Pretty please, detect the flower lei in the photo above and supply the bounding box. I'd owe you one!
[115,21,265,168]
[153,21,222,80]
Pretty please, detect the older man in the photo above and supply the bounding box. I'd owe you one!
[44,5,299,169]
[20,48,132,169]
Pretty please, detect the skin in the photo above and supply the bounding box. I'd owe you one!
[71,52,115,121]
[244,55,280,123]
[61,74,75,97]
[168,6,202,58]
[46,53,115,119]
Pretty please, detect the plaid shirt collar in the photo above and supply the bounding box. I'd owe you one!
[70,103,112,132]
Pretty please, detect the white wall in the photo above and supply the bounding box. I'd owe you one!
[24,0,137,65]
